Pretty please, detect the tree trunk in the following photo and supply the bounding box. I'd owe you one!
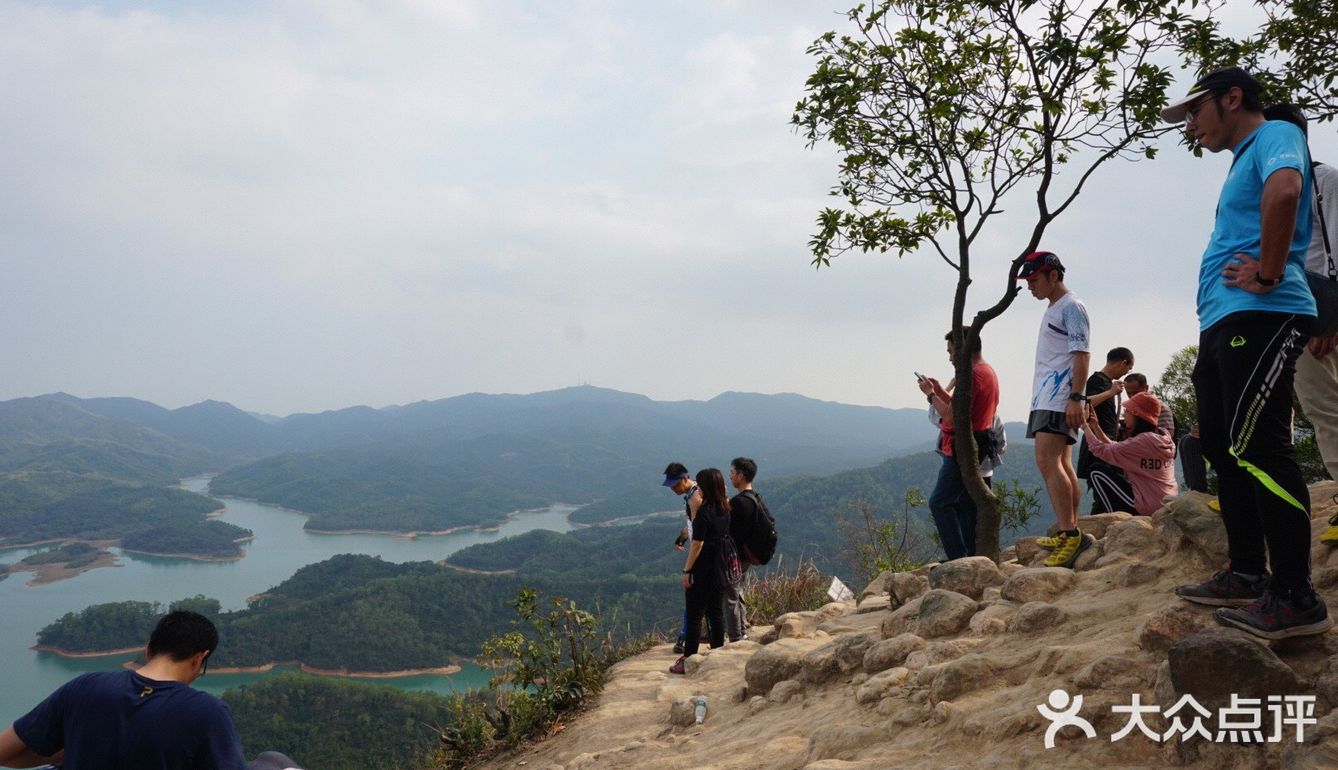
[950,341,1001,561]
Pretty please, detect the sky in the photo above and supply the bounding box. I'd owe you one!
[2,0,1335,421]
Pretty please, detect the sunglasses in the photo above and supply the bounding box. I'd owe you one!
[1184,92,1220,125]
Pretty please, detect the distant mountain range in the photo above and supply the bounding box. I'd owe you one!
[2,386,960,538]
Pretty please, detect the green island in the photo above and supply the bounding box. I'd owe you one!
[0,474,248,561]
[36,555,677,671]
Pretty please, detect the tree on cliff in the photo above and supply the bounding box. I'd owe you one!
[793,0,1338,560]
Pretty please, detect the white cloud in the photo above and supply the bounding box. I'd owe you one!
[0,0,1334,420]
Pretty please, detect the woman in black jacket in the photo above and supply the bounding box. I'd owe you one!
[669,468,734,674]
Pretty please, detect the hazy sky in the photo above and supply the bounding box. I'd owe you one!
[2,1,1335,421]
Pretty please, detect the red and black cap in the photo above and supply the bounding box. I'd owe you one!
[1016,251,1064,280]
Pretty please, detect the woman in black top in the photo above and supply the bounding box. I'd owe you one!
[670,468,733,674]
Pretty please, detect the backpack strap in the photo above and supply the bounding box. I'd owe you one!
[1314,161,1335,280]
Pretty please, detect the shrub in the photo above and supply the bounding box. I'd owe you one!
[742,556,828,627]
[431,589,658,770]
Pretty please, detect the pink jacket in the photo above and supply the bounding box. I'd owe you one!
[1089,430,1178,516]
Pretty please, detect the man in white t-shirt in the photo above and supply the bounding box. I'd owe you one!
[1018,251,1095,568]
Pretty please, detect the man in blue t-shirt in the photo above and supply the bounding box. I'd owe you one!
[0,611,301,770]
[1162,67,1330,640]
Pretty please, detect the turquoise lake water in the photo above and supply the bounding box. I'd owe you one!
[0,477,582,724]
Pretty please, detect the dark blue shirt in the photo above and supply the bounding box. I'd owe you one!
[14,671,248,770]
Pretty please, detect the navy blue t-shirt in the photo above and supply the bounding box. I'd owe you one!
[14,670,248,770]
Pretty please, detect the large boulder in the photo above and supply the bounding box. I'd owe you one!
[927,556,1005,600]
[929,654,995,702]
[1000,567,1076,604]
[880,595,925,638]
[1076,512,1134,539]
[863,633,926,674]
[968,603,1016,636]
[859,569,896,604]
[668,698,698,727]
[1156,493,1229,562]
[1136,603,1215,652]
[917,589,979,638]
[801,631,878,684]
[744,639,809,695]
[856,666,910,705]
[1007,602,1068,634]
[1097,518,1164,565]
[889,572,930,607]
[1167,628,1304,708]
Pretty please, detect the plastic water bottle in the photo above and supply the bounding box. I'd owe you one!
[694,695,708,724]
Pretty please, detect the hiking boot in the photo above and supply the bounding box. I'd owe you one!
[1042,531,1093,569]
[668,656,687,675]
[1034,534,1063,550]
[672,639,685,655]
[1322,512,1338,546]
[1214,589,1333,640]
[1175,569,1268,607]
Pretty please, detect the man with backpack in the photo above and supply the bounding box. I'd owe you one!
[727,457,777,642]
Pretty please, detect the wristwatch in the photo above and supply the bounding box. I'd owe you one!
[1255,273,1281,287]
[1069,393,1088,403]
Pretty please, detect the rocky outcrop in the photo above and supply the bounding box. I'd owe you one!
[1000,567,1075,604]
[475,483,1338,770]
[915,589,978,638]
[927,556,1005,600]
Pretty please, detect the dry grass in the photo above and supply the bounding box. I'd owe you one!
[742,556,829,627]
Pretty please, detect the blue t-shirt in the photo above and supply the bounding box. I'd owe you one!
[1197,120,1316,331]
[13,671,249,770]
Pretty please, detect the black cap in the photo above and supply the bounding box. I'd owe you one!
[1161,67,1262,123]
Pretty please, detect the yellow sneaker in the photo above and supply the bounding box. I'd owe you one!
[1044,531,1094,569]
[1035,534,1062,550]
[1322,514,1338,546]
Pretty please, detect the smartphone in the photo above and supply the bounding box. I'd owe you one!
[914,371,925,381]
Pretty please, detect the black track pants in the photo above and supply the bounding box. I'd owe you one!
[1192,311,1313,592]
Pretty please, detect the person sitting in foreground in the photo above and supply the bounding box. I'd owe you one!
[0,610,303,770]
[1080,392,1177,516]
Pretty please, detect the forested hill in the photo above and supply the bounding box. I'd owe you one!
[36,439,1054,674]
[0,387,942,552]
[0,398,240,556]
[207,387,937,534]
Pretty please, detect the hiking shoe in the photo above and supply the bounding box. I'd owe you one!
[1034,534,1063,550]
[668,656,687,675]
[1175,569,1268,607]
[1322,512,1338,546]
[1214,589,1333,640]
[1042,531,1093,568]
[672,639,685,655]
[1208,498,1221,511]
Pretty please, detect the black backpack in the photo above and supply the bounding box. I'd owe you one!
[737,490,778,565]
